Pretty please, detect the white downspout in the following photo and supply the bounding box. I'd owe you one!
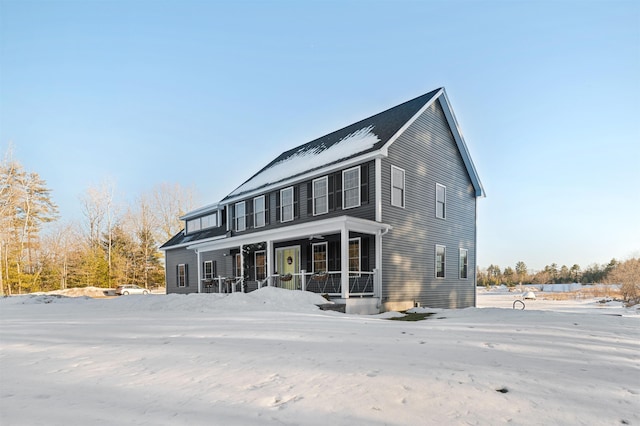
[196,249,202,293]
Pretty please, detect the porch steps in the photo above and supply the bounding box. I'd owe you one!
[317,303,346,313]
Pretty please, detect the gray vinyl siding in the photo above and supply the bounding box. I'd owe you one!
[165,247,198,294]
[381,99,477,309]
[230,161,376,236]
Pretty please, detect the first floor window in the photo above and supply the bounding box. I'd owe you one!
[343,167,361,209]
[391,166,405,208]
[203,260,214,280]
[255,251,266,281]
[235,201,246,231]
[177,264,187,287]
[280,187,294,222]
[435,245,446,278]
[254,196,265,228]
[349,238,361,276]
[313,242,328,273]
[459,249,468,279]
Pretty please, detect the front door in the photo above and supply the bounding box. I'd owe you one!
[276,246,300,290]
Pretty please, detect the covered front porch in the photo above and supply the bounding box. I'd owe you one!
[187,216,391,313]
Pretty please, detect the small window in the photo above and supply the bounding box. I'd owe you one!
[435,245,446,278]
[201,212,217,229]
[349,238,361,276]
[436,184,446,219]
[253,196,265,228]
[391,166,405,208]
[235,201,246,231]
[312,242,328,273]
[280,187,294,222]
[342,167,361,209]
[203,260,216,280]
[255,251,266,281]
[313,176,328,216]
[186,218,201,234]
[177,264,187,287]
[459,249,468,279]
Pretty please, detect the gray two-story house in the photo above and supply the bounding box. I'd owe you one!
[160,88,484,313]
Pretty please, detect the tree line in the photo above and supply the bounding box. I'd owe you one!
[0,148,196,295]
[478,258,640,304]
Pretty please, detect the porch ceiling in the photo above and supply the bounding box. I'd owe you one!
[186,216,391,252]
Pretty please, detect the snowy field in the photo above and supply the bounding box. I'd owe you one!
[1,287,638,425]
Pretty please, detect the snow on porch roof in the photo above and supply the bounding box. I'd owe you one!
[223,88,442,200]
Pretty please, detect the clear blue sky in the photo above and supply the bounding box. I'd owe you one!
[1,0,638,271]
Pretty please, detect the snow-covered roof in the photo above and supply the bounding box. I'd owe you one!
[222,88,443,201]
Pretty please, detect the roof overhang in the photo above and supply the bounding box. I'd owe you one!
[187,216,392,253]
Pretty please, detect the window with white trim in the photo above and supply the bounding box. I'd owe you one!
[312,242,328,273]
[235,201,246,231]
[203,260,214,280]
[391,165,405,208]
[459,249,468,279]
[436,183,446,219]
[280,187,294,222]
[186,218,201,233]
[435,245,446,278]
[177,264,187,287]
[313,176,328,216]
[343,167,360,209]
[186,212,218,234]
[253,196,265,228]
[255,251,266,281]
[349,238,361,276]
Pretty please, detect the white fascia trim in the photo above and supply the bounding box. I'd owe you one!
[159,234,227,251]
[180,202,220,220]
[222,151,386,205]
[375,157,382,222]
[438,89,486,197]
[187,215,392,253]
[379,88,444,156]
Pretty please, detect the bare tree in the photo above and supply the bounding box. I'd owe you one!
[607,258,640,305]
[150,182,196,243]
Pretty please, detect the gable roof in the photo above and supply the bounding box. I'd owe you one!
[224,88,444,201]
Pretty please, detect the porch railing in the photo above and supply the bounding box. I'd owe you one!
[266,270,376,297]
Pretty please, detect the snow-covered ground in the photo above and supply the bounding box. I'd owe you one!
[1,287,638,425]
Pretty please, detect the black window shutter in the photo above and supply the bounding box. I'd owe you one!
[307,182,313,216]
[213,261,217,277]
[328,175,334,211]
[185,264,189,287]
[361,164,369,204]
[246,200,253,229]
[335,172,342,210]
[176,265,179,286]
[276,191,281,221]
[265,195,270,225]
[294,186,299,219]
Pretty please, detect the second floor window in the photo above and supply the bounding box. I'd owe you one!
[436,183,446,219]
[254,196,265,228]
[343,167,360,209]
[313,176,328,215]
[235,201,246,231]
[391,166,405,208]
[280,187,294,222]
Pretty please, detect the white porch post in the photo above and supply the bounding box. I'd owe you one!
[239,244,244,292]
[196,250,202,293]
[267,239,274,287]
[375,230,383,298]
[341,224,349,299]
